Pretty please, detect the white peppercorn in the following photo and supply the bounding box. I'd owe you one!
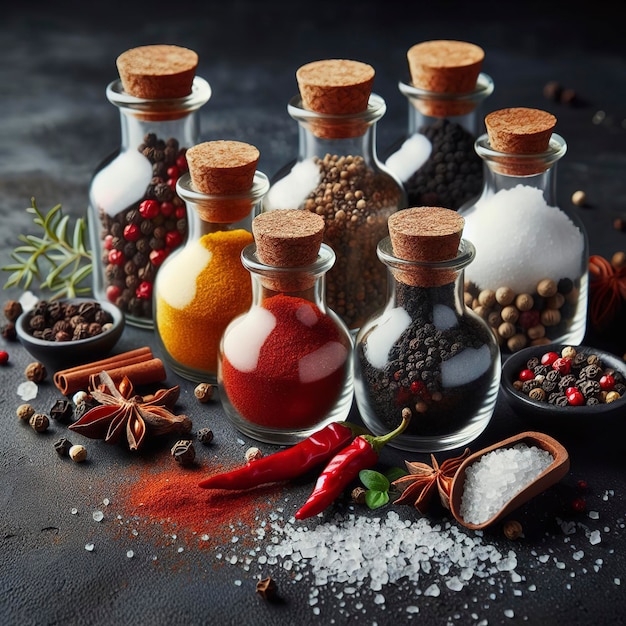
[245,447,263,462]
[17,403,35,421]
[69,444,88,463]
[29,413,49,432]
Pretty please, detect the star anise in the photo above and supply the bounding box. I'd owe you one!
[392,448,471,513]
[68,370,192,451]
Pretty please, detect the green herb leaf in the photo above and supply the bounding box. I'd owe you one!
[1,198,93,298]
[384,466,409,482]
[359,469,390,492]
[365,489,389,510]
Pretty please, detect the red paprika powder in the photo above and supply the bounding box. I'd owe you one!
[220,293,350,429]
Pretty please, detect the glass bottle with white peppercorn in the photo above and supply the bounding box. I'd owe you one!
[384,40,493,210]
[262,59,406,333]
[88,44,212,328]
[354,207,500,452]
[154,140,269,383]
[459,107,588,353]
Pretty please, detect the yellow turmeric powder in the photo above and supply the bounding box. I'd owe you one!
[155,228,253,377]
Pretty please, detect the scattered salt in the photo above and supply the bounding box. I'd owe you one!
[589,530,601,545]
[126,550,134,559]
[92,511,104,522]
[17,381,38,401]
[70,508,78,515]
[84,542,95,552]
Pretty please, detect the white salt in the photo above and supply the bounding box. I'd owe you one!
[462,185,584,293]
[264,159,320,210]
[385,134,432,183]
[223,306,276,371]
[17,381,38,401]
[459,443,553,525]
[364,307,411,368]
[433,304,458,331]
[84,542,95,552]
[298,342,348,384]
[126,550,134,559]
[441,344,492,387]
[92,511,104,522]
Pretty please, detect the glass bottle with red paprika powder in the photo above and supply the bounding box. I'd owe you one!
[218,209,354,445]
[384,40,493,211]
[154,140,268,383]
[262,59,406,334]
[354,207,500,452]
[88,44,211,328]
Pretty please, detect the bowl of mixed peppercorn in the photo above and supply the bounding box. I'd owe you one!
[500,343,626,428]
[15,297,124,371]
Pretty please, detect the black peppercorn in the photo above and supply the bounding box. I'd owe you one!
[171,440,195,466]
[54,437,73,457]
[50,399,74,423]
[3,300,23,322]
[196,427,214,444]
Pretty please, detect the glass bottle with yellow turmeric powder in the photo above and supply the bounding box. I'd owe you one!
[154,140,269,382]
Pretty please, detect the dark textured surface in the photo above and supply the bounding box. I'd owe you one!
[1,2,626,625]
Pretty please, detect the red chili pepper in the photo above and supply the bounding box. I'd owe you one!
[198,421,365,491]
[295,411,411,520]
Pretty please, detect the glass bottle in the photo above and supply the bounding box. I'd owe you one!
[354,207,500,453]
[384,40,493,211]
[262,59,406,333]
[219,210,354,445]
[154,140,268,383]
[459,107,588,354]
[88,45,211,328]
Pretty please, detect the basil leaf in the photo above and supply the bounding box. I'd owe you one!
[384,466,408,482]
[365,489,389,510]
[359,469,389,492]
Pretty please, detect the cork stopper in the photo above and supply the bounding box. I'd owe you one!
[116,44,198,99]
[296,59,375,139]
[485,108,557,175]
[185,140,260,223]
[252,210,325,291]
[407,40,484,117]
[388,207,464,287]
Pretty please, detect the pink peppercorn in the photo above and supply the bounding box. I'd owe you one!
[518,368,535,382]
[541,351,559,366]
[552,357,572,375]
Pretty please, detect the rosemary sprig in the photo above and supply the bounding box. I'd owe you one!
[2,197,93,299]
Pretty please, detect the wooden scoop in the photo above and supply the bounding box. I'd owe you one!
[449,431,570,530]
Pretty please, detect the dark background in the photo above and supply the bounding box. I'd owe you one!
[1,2,625,625]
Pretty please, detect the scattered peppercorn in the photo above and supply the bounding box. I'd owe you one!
[571,190,587,207]
[503,520,523,540]
[245,447,263,463]
[196,427,214,445]
[0,350,9,365]
[614,217,626,232]
[194,382,214,403]
[1,322,17,341]
[543,80,563,101]
[576,480,589,492]
[171,439,195,466]
[54,437,73,457]
[69,444,88,463]
[255,576,277,601]
[351,486,367,505]
[3,300,23,322]
[50,399,74,423]
[571,497,586,513]
[16,403,35,421]
[25,361,47,383]
[29,413,49,432]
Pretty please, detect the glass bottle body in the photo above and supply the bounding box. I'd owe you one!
[459,133,588,353]
[354,238,500,452]
[384,73,493,211]
[262,94,406,333]
[154,171,268,383]
[218,243,354,445]
[88,78,211,328]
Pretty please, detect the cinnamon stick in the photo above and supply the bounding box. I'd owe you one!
[88,358,167,391]
[53,347,165,396]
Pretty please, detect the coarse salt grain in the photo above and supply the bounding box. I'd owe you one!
[459,443,553,525]
[17,381,38,401]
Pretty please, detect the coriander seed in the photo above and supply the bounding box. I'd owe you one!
[571,190,587,207]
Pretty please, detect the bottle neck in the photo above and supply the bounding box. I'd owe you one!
[475,132,567,205]
[399,72,494,134]
[242,242,336,308]
[289,93,386,163]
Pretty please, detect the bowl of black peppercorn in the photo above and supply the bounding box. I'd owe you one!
[500,343,626,430]
[16,297,125,371]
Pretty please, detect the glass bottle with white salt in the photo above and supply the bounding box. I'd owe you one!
[88,45,212,328]
[459,107,588,353]
[384,40,493,210]
[354,207,500,452]
[153,140,268,383]
[262,59,406,334]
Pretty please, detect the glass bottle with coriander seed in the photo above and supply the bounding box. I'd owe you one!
[154,140,269,383]
[354,207,500,452]
[262,59,406,334]
[88,44,211,328]
[218,210,354,445]
[458,107,588,354]
[384,40,493,211]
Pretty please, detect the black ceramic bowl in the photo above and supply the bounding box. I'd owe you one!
[16,297,125,372]
[500,343,626,429]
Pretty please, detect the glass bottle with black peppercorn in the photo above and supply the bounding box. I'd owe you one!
[262,59,406,334]
[88,44,211,328]
[354,207,500,452]
[384,40,493,211]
